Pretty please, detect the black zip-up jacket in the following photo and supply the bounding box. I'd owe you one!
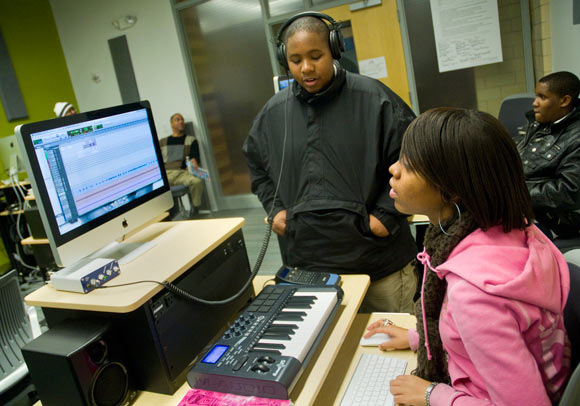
[243,66,417,280]
[518,106,580,236]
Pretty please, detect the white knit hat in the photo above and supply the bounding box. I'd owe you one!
[54,102,74,117]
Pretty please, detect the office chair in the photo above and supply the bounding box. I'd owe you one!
[559,262,580,405]
[497,93,535,143]
[565,262,580,371]
[555,238,580,254]
[564,249,580,267]
[0,270,38,399]
[560,362,580,406]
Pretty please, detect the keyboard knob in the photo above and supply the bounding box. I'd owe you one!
[251,364,270,373]
[257,355,275,364]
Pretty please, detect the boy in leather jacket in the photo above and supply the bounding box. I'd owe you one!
[518,71,580,238]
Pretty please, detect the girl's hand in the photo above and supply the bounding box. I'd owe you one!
[365,320,411,351]
[390,375,432,406]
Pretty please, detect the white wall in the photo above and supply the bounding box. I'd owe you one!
[551,0,580,77]
[49,0,198,138]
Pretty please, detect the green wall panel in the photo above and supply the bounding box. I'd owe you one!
[0,0,77,138]
[0,0,76,272]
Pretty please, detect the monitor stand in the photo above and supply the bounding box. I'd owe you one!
[86,221,183,265]
[89,241,156,265]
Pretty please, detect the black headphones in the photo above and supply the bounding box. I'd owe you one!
[275,11,344,70]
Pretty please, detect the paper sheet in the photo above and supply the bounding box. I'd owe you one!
[178,388,291,406]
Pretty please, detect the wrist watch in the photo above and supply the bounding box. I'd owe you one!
[425,382,438,406]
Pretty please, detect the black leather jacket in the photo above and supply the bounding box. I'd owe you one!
[518,106,580,236]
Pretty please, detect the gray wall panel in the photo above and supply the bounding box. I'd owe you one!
[0,30,28,121]
[108,35,140,104]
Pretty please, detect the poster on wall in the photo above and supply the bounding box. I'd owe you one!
[430,0,503,73]
[358,57,388,80]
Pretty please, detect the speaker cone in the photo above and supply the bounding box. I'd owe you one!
[90,361,129,406]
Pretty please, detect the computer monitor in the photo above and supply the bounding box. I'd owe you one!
[273,75,294,93]
[15,101,173,267]
[0,134,25,179]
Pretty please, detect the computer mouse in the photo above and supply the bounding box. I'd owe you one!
[360,333,392,347]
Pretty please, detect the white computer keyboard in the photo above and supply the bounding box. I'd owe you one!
[340,353,407,406]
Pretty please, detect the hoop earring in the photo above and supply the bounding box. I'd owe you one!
[438,202,461,236]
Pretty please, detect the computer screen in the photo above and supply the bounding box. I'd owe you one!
[15,101,173,267]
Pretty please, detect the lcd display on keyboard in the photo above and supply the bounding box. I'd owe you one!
[340,353,407,406]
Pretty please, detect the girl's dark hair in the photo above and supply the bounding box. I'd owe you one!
[401,107,534,232]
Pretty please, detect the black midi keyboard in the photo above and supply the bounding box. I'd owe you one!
[187,284,343,399]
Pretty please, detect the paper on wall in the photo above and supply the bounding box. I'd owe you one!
[358,56,388,80]
[430,0,503,73]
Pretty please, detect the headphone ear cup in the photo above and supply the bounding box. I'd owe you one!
[277,42,289,70]
[329,29,344,60]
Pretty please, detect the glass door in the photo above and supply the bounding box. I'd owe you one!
[177,0,275,209]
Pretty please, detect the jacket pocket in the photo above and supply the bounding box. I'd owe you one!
[537,144,561,162]
[522,143,561,170]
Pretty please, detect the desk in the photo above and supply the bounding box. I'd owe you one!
[316,312,417,405]
[25,218,245,313]
[408,214,429,225]
[26,218,258,396]
[30,269,418,405]
[31,271,373,406]
[120,311,416,406]
[125,273,370,406]
[0,181,32,273]
[27,218,372,405]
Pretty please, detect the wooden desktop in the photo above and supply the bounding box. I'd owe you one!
[25,218,246,312]
[27,218,416,406]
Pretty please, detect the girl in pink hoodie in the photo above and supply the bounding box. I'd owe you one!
[365,108,570,405]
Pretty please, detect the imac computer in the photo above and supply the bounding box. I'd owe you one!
[15,101,173,268]
[0,134,26,180]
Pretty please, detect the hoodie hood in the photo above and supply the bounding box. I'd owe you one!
[434,224,569,313]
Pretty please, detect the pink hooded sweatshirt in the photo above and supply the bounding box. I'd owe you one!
[410,224,570,406]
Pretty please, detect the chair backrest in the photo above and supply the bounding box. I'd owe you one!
[565,263,580,371]
[497,93,535,142]
[0,270,33,394]
[556,239,580,254]
[560,362,580,406]
[564,249,580,267]
[560,262,580,404]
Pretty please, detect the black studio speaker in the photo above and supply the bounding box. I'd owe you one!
[22,319,136,406]
[24,204,47,239]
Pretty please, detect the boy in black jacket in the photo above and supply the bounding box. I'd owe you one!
[243,12,418,312]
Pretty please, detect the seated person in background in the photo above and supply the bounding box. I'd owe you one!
[365,108,570,405]
[160,113,203,216]
[53,101,77,117]
[518,71,580,239]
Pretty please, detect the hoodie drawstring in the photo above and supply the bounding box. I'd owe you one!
[417,248,439,361]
